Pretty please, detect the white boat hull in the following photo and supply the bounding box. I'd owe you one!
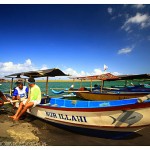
[26,102,150,133]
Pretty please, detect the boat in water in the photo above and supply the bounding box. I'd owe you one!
[76,91,150,101]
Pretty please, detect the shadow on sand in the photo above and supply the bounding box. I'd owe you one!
[25,114,142,140]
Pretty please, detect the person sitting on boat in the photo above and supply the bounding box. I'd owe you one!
[137,94,150,103]
[93,84,100,90]
[12,80,28,101]
[9,77,41,121]
[0,90,9,106]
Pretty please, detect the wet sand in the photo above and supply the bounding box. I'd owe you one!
[1,105,150,146]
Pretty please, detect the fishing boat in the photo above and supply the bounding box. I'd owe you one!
[3,69,150,133]
[75,73,150,101]
[7,96,150,133]
[76,92,150,101]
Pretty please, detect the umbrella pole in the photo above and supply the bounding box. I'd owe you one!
[46,76,49,95]
[10,78,13,96]
[90,79,92,92]
[101,80,104,93]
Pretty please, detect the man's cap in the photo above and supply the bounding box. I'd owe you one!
[15,79,23,85]
[28,77,35,84]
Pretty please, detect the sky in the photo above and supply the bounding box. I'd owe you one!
[0,2,150,78]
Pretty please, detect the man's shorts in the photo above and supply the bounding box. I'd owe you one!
[22,99,41,107]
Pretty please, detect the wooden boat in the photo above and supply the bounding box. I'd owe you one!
[76,91,150,101]
[4,69,150,133]
[21,97,150,133]
[75,73,150,101]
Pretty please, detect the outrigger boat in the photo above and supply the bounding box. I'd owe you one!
[3,69,150,133]
[74,73,150,101]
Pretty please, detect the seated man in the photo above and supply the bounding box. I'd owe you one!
[12,81,28,100]
[9,77,41,121]
[138,94,150,103]
[0,90,8,106]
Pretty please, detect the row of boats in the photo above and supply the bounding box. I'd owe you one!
[2,68,150,134]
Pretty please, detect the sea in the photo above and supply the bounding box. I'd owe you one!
[0,79,149,97]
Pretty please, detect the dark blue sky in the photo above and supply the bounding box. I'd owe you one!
[0,4,150,77]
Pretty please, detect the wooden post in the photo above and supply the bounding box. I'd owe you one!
[10,78,14,95]
[90,79,92,92]
[46,76,49,95]
[101,80,104,93]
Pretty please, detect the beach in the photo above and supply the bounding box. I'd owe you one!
[1,105,150,146]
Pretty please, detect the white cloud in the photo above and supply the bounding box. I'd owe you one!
[112,72,121,75]
[121,13,150,32]
[40,65,48,70]
[0,59,121,79]
[92,68,103,75]
[64,68,105,77]
[64,68,87,77]
[117,47,133,55]
[127,13,148,24]
[107,7,113,15]
[24,59,32,66]
[0,59,37,77]
[132,4,145,9]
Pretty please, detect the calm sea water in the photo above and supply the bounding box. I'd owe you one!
[0,80,147,96]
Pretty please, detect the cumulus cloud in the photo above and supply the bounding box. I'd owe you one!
[0,59,121,79]
[113,72,121,75]
[132,4,145,9]
[64,68,87,77]
[40,65,48,70]
[117,47,133,55]
[0,59,36,77]
[107,7,113,15]
[64,67,108,77]
[121,13,150,32]
[91,68,103,75]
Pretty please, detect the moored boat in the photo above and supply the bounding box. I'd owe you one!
[76,91,150,101]
[26,97,150,133]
